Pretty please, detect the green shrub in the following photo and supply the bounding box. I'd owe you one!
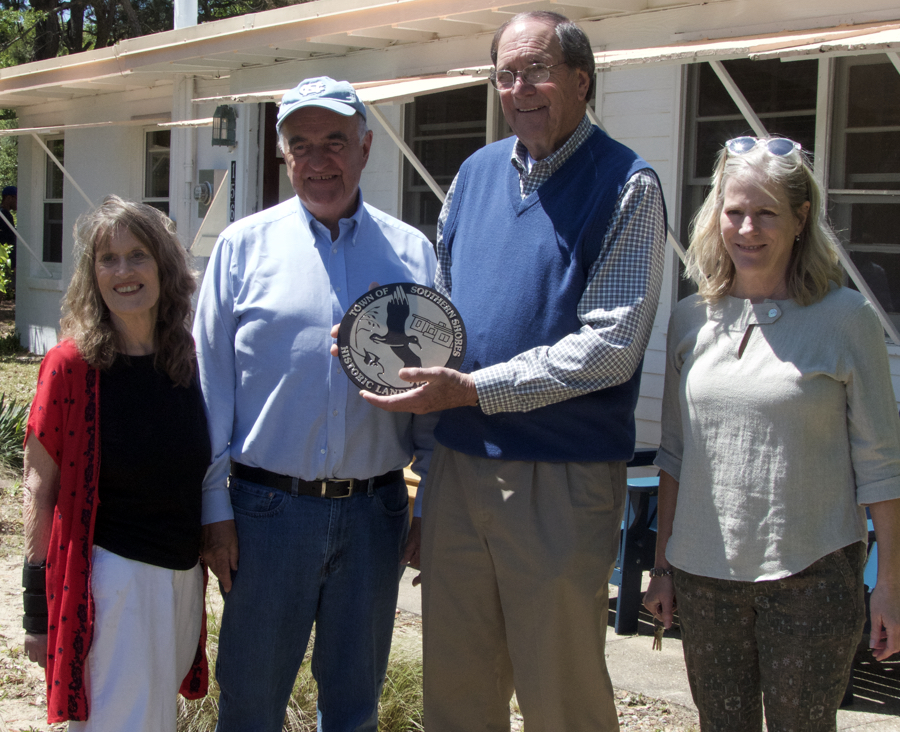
[0,328,24,356]
[0,242,11,295]
[0,393,27,469]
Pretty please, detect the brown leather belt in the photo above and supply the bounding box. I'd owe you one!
[230,461,403,499]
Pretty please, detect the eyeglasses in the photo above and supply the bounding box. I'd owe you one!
[725,137,802,157]
[489,62,566,90]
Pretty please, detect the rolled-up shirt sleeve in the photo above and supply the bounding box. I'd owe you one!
[844,301,900,505]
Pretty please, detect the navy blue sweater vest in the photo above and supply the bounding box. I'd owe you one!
[435,129,655,462]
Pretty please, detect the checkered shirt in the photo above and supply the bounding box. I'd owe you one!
[511,114,594,198]
[434,116,666,415]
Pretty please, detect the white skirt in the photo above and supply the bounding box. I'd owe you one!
[68,546,203,732]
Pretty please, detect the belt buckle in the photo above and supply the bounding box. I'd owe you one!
[321,479,355,498]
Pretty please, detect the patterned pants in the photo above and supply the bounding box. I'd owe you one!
[674,542,866,732]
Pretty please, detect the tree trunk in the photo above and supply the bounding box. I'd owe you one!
[92,0,117,49]
[64,0,87,54]
[118,0,143,37]
[31,0,60,61]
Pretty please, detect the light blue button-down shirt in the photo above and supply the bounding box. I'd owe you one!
[194,194,437,525]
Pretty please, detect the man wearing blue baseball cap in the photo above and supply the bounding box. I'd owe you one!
[193,76,436,732]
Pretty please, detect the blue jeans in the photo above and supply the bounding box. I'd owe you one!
[214,474,410,732]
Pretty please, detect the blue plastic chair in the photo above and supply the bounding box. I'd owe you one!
[611,450,659,634]
[841,509,879,707]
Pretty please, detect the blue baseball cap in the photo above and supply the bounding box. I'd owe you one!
[276,77,367,134]
[2,186,16,197]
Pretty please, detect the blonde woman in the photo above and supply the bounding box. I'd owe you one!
[644,138,900,731]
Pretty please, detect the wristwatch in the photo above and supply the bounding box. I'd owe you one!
[649,567,674,578]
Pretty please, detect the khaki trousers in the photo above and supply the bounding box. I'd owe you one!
[421,444,626,732]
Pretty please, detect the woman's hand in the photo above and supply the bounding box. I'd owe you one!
[643,471,679,630]
[868,498,900,661]
[643,575,676,630]
[24,632,48,668]
[869,582,900,661]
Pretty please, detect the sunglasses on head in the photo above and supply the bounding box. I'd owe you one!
[725,137,802,157]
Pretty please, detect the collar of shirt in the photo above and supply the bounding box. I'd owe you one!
[296,191,365,247]
[510,114,594,199]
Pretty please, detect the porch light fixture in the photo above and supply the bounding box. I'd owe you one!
[212,105,237,147]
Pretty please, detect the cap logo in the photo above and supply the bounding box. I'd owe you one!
[297,81,326,97]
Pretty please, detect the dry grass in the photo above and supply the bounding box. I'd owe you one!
[0,300,40,561]
[0,471,23,560]
[177,613,425,732]
[0,359,40,405]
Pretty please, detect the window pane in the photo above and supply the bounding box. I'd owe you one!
[43,202,63,263]
[402,86,487,240]
[410,134,484,190]
[413,86,486,127]
[145,130,171,199]
[831,57,900,330]
[693,120,744,179]
[697,59,818,117]
[847,63,900,128]
[829,198,900,319]
[844,131,900,189]
[45,140,64,199]
[832,201,900,247]
[848,249,900,314]
[145,201,169,216]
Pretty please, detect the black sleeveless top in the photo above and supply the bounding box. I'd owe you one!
[93,353,211,570]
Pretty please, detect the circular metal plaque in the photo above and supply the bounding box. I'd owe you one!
[337,283,466,394]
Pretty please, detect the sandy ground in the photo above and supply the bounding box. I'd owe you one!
[0,554,65,732]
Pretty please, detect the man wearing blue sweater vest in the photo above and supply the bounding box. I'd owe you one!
[363,11,666,731]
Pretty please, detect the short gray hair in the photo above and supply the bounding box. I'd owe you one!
[490,11,596,101]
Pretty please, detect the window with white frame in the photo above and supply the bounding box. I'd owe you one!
[401,86,489,242]
[144,130,170,215]
[829,55,900,331]
[43,138,64,264]
[679,58,819,298]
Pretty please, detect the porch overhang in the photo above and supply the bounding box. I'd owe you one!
[448,19,900,76]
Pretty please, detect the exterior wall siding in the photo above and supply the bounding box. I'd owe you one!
[599,64,682,450]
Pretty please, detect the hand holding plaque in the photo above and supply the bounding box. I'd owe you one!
[337,283,466,395]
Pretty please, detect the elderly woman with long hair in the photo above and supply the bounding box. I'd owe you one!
[21,196,210,730]
[643,137,900,731]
